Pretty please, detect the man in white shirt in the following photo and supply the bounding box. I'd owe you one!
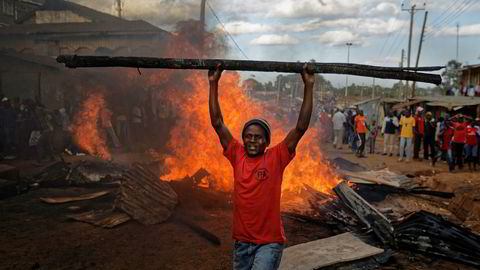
[332,108,346,149]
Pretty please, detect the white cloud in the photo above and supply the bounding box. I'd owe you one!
[436,24,480,37]
[313,30,364,46]
[221,21,274,35]
[250,34,300,45]
[222,17,406,36]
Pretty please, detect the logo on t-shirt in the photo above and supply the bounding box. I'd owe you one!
[254,168,269,181]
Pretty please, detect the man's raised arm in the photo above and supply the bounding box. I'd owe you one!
[209,66,233,150]
[284,64,315,154]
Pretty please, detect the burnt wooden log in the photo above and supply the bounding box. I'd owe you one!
[116,163,178,225]
[57,55,443,85]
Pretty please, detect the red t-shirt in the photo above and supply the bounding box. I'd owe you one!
[452,122,467,143]
[415,116,424,134]
[466,126,477,145]
[223,138,295,244]
[442,127,453,150]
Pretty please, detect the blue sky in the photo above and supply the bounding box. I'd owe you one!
[72,0,480,87]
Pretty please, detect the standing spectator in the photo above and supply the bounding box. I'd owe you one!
[355,110,368,158]
[474,118,480,166]
[116,106,129,145]
[368,120,378,154]
[345,110,353,145]
[465,121,477,171]
[351,110,359,153]
[381,110,399,156]
[100,107,120,148]
[436,116,446,160]
[424,112,437,165]
[332,108,346,149]
[413,107,425,160]
[131,103,144,142]
[450,115,467,171]
[399,110,415,162]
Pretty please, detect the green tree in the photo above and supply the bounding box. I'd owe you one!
[442,59,462,89]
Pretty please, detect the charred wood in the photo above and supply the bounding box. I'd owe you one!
[333,181,394,245]
[57,55,443,85]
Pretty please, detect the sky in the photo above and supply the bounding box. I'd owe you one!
[70,0,480,88]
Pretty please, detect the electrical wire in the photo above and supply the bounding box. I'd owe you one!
[206,1,250,60]
[425,0,476,40]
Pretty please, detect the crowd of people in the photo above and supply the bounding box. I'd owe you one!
[0,95,61,162]
[330,106,480,171]
[0,92,173,162]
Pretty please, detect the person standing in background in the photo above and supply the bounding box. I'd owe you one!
[399,110,415,162]
[355,110,368,158]
[381,111,399,156]
[423,112,437,166]
[332,108,346,149]
[413,107,425,160]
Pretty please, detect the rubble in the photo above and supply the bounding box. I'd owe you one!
[115,163,178,225]
[67,209,131,228]
[279,232,384,270]
[33,160,125,187]
[0,164,20,181]
[40,190,110,204]
[331,180,480,267]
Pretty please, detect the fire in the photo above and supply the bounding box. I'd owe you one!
[71,92,111,160]
[154,70,338,194]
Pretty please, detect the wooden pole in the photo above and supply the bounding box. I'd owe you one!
[57,55,444,85]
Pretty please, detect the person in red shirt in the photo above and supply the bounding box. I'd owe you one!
[413,107,425,160]
[450,115,467,170]
[208,64,314,270]
[465,120,478,171]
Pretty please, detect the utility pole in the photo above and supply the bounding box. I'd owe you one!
[412,11,428,97]
[402,3,425,95]
[400,49,405,99]
[372,78,375,99]
[456,22,460,61]
[276,76,282,105]
[199,0,206,55]
[114,0,123,18]
[344,42,353,99]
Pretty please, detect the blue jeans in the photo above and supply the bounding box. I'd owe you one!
[233,241,284,270]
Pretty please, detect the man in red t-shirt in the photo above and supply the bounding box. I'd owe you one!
[450,115,467,170]
[413,108,425,160]
[208,64,314,270]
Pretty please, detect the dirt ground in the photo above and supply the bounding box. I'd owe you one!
[1,137,480,270]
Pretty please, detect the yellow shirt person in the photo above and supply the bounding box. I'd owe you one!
[400,115,416,138]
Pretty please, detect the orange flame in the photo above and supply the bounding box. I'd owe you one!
[71,92,111,160]
[153,70,338,194]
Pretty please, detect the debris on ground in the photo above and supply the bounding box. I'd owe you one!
[40,190,110,204]
[116,163,178,225]
[67,209,131,228]
[279,232,384,270]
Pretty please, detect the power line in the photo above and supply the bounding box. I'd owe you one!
[428,0,461,26]
[429,0,470,29]
[424,0,476,39]
[206,1,250,60]
[378,8,403,58]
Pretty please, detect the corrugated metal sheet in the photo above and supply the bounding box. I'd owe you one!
[392,100,424,110]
